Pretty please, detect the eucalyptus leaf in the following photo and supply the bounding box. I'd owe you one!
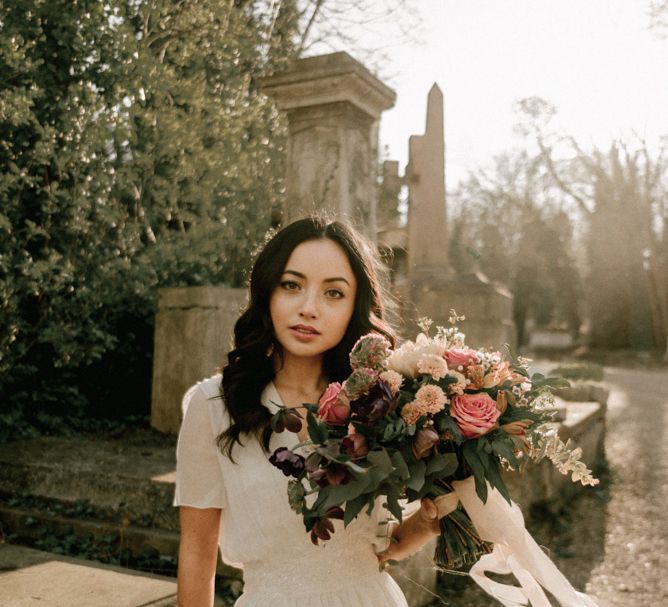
[367,449,394,473]
[307,411,329,444]
[343,494,367,526]
[406,460,426,491]
[425,452,458,476]
[463,441,488,502]
[384,484,403,522]
[390,451,410,480]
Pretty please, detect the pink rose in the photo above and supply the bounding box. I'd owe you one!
[443,348,479,370]
[450,393,500,438]
[318,382,350,425]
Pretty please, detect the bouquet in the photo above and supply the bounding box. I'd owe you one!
[268,313,599,572]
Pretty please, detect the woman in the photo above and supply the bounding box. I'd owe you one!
[174,217,440,607]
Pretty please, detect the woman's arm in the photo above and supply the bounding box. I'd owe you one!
[177,506,222,607]
[377,498,440,563]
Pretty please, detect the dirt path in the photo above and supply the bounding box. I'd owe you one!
[433,365,668,607]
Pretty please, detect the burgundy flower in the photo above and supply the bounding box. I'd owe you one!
[351,380,397,423]
[269,447,305,478]
[310,507,344,545]
[309,463,351,487]
[272,408,303,434]
[412,426,440,459]
[342,432,369,459]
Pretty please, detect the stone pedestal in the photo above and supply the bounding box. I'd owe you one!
[261,52,395,237]
[406,271,516,350]
[151,287,247,434]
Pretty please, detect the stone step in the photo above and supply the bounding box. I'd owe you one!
[0,435,179,531]
[0,501,240,579]
[0,432,243,580]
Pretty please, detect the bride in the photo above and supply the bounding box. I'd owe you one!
[174,217,440,606]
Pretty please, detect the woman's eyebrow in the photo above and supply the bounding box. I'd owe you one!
[283,269,351,286]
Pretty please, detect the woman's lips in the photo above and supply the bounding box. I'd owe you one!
[289,326,320,342]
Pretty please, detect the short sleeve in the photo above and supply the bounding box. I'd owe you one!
[173,383,227,509]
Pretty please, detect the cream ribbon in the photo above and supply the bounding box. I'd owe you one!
[433,478,599,607]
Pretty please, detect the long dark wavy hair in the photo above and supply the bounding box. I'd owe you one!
[218,216,396,458]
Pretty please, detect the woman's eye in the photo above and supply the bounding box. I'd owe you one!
[281,280,300,291]
[326,289,344,299]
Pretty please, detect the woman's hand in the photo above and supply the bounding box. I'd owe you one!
[377,498,440,564]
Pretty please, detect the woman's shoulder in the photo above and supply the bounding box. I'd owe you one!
[189,373,223,400]
[181,373,228,430]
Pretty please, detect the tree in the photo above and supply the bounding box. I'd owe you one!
[515,97,668,353]
[0,0,300,427]
[450,149,583,348]
[1,0,417,431]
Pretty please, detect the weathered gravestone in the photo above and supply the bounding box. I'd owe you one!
[151,287,247,434]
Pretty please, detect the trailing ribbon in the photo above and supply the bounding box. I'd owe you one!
[448,477,599,607]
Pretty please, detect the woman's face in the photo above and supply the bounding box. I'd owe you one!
[270,238,357,361]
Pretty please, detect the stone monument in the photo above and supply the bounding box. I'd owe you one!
[151,287,247,434]
[397,85,515,348]
[260,52,396,237]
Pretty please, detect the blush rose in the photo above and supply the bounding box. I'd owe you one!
[443,347,479,370]
[449,392,500,438]
[318,382,350,425]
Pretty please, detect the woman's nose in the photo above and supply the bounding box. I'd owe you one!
[299,290,319,318]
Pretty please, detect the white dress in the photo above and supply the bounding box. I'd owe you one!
[174,374,409,607]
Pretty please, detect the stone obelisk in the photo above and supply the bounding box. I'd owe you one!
[406,84,451,279]
[403,84,515,349]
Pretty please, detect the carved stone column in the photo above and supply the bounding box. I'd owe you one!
[261,52,396,238]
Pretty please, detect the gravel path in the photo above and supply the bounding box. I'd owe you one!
[432,365,668,607]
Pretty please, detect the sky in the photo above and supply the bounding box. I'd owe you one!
[327,0,668,188]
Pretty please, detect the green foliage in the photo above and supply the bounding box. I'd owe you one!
[0,0,300,430]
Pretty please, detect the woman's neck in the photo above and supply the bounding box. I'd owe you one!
[272,352,328,395]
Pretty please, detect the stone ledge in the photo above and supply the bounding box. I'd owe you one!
[0,544,178,607]
[504,399,606,516]
[0,504,241,580]
[554,382,609,407]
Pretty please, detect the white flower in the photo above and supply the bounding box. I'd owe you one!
[387,342,421,378]
[417,354,449,380]
[388,335,448,378]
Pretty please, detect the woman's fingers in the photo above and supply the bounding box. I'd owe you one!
[420,497,438,520]
[420,498,441,534]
